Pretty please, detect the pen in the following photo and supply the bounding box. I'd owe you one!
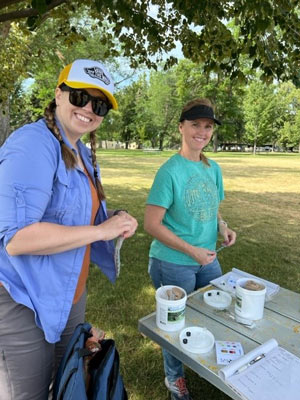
[234,353,266,375]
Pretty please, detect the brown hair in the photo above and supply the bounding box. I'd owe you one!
[180,98,214,166]
[44,99,106,201]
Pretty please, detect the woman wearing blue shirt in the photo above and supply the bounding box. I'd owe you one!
[0,59,137,399]
[144,98,236,400]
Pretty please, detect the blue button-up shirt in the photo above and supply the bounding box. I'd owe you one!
[0,118,116,343]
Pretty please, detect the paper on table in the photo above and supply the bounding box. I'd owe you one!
[219,338,277,380]
[215,341,244,365]
[219,339,300,400]
[210,268,280,301]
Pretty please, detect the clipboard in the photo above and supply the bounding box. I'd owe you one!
[219,339,300,400]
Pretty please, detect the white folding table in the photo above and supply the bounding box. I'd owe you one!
[138,284,300,399]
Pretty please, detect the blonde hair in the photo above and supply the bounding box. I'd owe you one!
[44,99,105,201]
[180,98,215,166]
[181,98,214,113]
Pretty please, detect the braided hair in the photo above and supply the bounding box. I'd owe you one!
[89,129,106,201]
[44,99,106,201]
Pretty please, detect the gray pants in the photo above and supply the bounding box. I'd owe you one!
[0,286,86,400]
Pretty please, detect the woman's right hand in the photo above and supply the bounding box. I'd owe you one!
[189,246,216,266]
[96,213,138,241]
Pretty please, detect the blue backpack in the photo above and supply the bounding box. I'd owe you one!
[53,322,128,400]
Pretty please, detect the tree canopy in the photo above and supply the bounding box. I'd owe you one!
[1,0,300,83]
[2,1,300,152]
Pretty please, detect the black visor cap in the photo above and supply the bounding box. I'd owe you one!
[179,105,221,125]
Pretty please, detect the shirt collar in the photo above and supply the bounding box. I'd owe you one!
[53,116,77,153]
[47,116,93,170]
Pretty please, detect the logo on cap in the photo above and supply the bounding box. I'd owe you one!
[84,66,110,86]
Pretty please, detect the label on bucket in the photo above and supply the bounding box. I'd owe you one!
[235,294,242,310]
[159,304,185,325]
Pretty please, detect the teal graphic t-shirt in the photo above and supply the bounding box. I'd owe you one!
[147,153,224,265]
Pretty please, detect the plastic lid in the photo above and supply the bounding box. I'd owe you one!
[203,290,232,310]
[179,327,215,354]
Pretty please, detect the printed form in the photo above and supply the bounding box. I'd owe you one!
[219,339,300,400]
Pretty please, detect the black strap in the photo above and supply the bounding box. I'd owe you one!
[78,348,93,358]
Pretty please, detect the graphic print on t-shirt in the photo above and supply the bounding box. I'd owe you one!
[184,174,218,221]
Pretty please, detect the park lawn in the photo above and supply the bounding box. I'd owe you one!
[86,150,300,400]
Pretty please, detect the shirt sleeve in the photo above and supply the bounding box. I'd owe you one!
[0,125,58,247]
[146,165,174,209]
[215,162,225,202]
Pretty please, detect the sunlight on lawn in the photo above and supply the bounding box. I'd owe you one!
[88,150,300,400]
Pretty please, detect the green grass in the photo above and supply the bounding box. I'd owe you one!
[86,150,300,400]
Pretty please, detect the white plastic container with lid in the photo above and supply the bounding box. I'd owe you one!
[179,327,215,354]
[155,285,187,332]
[235,278,266,320]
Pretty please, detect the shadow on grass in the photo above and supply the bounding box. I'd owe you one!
[85,183,299,399]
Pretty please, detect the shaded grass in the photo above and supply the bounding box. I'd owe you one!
[86,150,300,400]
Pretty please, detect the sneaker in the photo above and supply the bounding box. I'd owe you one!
[165,377,193,400]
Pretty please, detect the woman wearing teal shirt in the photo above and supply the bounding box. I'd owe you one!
[144,98,236,400]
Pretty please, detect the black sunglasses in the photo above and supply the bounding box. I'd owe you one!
[59,84,112,117]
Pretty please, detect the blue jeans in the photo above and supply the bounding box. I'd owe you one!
[149,257,222,382]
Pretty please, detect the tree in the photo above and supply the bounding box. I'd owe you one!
[276,82,300,150]
[243,81,277,153]
[117,82,141,149]
[144,69,180,150]
[1,0,300,83]
[127,74,152,148]
[279,118,300,151]
[0,21,31,144]
[291,112,300,152]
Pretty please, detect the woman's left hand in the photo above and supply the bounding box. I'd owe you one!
[219,225,236,247]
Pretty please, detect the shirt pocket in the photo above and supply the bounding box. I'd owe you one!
[42,167,80,225]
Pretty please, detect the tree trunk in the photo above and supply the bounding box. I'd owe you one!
[213,131,218,152]
[159,137,163,151]
[272,141,275,152]
[253,139,257,155]
[0,98,10,146]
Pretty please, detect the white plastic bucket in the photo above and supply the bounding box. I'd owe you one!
[155,285,187,332]
[235,278,266,320]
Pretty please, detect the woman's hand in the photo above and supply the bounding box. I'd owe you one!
[219,224,236,247]
[96,212,138,241]
[115,211,138,239]
[6,215,137,256]
[88,326,105,345]
[188,246,216,266]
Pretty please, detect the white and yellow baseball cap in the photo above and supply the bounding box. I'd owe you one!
[57,59,118,110]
